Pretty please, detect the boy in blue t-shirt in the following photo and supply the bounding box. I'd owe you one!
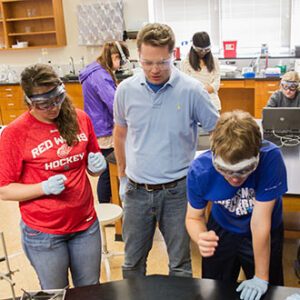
[186,110,287,300]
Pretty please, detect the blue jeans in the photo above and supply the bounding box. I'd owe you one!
[202,214,284,285]
[97,148,114,203]
[122,178,192,278]
[20,219,101,289]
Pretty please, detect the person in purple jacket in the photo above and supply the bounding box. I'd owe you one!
[79,41,130,203]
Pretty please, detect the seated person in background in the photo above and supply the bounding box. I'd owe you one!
[186,110,287,300]
[181,31,221,111]
[266,71,300,107]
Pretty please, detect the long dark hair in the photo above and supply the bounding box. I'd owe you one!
[189,32,215,73]
[20,63,79,146]
[97,41,129,85]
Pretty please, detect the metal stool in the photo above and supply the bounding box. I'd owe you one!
[0,232,18,300]
[94,203,124,281]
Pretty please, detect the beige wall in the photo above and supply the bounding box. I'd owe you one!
[0,0,148,69]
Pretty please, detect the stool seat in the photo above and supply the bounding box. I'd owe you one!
[94,203,124,281]
[95,203,123,225]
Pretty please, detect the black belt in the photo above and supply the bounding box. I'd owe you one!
[128,176,186,192]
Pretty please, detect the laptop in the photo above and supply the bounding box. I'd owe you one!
[262,107,300,145]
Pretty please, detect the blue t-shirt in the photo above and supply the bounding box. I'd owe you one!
[187,141,287,235]
[146,80,164,93]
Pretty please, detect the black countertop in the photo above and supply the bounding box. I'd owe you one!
[0,76,281,86]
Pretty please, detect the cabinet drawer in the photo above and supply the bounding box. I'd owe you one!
[220,80,245,88]
[2,109,27,125]
[0,86,23,98]
[1,98,26,110]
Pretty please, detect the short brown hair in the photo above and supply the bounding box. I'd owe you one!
[210,110,262,164]
[137,23,175,53]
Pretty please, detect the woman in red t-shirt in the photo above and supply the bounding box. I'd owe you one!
[0,63,106,289]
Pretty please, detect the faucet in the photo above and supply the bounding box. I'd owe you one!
[253,56,260,75]
[68,56,75,75]
[80,56,85,71]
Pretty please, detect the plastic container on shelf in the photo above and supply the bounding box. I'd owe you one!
[223,41,237,58]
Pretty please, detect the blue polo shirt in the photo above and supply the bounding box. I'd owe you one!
[113,66,219,184]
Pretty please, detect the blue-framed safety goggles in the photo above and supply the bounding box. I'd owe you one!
[25,83,66,111]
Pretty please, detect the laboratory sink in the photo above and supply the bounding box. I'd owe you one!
[61,74,79,81]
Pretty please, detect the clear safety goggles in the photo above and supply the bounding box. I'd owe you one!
[212,154,259,178]
[139,57,172,71]
[115,41,131,70]
[192,44,211,54]
[25,83,66,111]
[281,80,299,91]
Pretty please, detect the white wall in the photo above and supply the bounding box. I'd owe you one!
[0,0,148,71]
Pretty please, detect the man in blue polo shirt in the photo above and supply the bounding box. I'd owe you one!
[113,23,219,278]
[186,111,287,300]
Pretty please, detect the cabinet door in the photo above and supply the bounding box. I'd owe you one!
[65,83,84,110]
[254,80,279,118]
[1,108,26,124]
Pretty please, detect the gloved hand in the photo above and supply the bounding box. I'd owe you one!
[88,152,107,174]
[236,276,269,300]
[42,174,67,195]
[119,177,128,202]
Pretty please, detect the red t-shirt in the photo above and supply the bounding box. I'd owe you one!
[0,109,100,234]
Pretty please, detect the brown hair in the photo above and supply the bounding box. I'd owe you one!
[20,63,79,146]
[210,110,262,164]
[189,32,215,72]
[97,41,129,85]
[137,23,175,53]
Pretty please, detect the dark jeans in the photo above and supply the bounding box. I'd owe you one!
[202,214,284,286]
[97,148,114,203]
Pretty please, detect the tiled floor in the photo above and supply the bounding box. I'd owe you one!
[0,176,300,299]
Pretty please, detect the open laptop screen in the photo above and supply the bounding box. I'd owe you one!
[262,107,300,146]
[262,107,300,131]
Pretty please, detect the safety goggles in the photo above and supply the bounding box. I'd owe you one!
[139,57,172,71]
[281,80,299,91]
[115,41,131,69]
[212,154,259,178]
[25,83,66,111]
[192,44,211,54]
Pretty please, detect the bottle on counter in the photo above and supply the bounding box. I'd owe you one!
[261,43,268,57]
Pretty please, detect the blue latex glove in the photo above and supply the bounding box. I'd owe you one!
[236,276,269,300]
[285,294,300,300]
[42,174,67,195]
[88,152,107,174]
[119,177,128,202]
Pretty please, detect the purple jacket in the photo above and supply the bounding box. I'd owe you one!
[79,61,116,137]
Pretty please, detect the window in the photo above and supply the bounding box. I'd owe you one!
[291,0,300,48]
[148,0,218,50]
[149,0,293,55]
[221,0,291,55]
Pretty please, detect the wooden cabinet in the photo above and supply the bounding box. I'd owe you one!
[65,83,84,110]
[0,0,66,50]
[0,85,26,124]
[219,78,280,119]
[219,79,255,116]
[0,83,83,125]
[254,80,279,118]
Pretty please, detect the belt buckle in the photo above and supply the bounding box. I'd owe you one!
[144,184,154,192]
